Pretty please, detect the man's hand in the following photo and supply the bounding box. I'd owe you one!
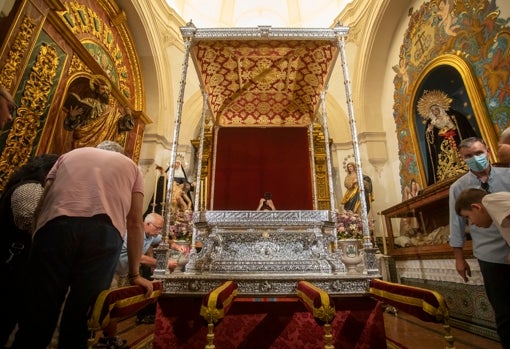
[131,275,154,297]
[455,258,472,282]
[171,242,188,253]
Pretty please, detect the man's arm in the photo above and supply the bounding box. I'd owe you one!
[31,178,54,234]
[126,191,153,296]
[453,247,471,282]
[256,198,264,210]
[449,182,471,282]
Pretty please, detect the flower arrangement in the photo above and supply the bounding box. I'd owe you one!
[337,210,373,240]
[169,210,193,242]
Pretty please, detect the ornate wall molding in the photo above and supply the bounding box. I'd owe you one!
[60,1,136,104]
[0,42,59,189]
[0,16,36,90]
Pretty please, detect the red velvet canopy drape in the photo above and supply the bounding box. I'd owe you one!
[212,127,313,210]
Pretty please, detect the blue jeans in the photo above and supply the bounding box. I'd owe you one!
[479,259,510,349]
[11,215,122,349]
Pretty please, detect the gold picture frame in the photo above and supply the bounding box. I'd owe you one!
[408,54,498,188]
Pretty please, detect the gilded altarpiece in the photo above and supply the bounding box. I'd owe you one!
[0,0,149,191]
[384,0,510,260]
[394,0,509,189]
[383,0,510,338]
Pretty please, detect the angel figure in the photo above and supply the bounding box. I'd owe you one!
[437,0,460,36]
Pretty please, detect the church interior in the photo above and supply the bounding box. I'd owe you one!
[1,0,510,348]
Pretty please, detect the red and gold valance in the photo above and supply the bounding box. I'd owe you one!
[192,39,338,127]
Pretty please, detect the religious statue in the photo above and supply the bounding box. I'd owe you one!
[417,90,478,185]
[144,165,166,216]
[170,182,192,214]
[340,162,373,214]
[399,178,422,236]
[403,178,422,201]
[63,75,134,149]
[173,158,188,184]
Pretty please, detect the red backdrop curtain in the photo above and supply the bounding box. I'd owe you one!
[212,127,313,210]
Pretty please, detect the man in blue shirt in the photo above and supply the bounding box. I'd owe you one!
[116,212,165,282]
[449,137,510,348]
[96,213,186,348]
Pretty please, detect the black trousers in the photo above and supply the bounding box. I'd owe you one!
[478,259,510,349]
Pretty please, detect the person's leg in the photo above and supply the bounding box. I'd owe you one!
[11,217,77,349]
[101,321,118,338]
[478,260,510,349]
[57,216,122,349]
[0,235,31,346]
[0,282,18,346]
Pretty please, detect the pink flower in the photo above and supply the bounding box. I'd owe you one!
[337,210,373,240]
[169,211,193,242]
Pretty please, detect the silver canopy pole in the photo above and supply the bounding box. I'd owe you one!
[193,92,208,212]
[154,22,195,277]
[337,33,372,249]
[320,90,336,211]
[163,22,196,239]
[308,123,318,209]
[210,125,219,210]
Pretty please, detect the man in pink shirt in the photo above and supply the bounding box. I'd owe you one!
[12,141,153,349]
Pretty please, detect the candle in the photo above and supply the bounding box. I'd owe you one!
[152,168,158,211]
[162,173,167,205]
[200,179,204,209]
[204,179,208,209]
[378,212,387,255]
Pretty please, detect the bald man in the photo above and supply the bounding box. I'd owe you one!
[0,85,16,129]
[498,127,510,164]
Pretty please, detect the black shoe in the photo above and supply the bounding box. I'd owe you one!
[93,336,130,349]
[137,314,155,324]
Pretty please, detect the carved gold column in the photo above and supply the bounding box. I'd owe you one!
[191,119,212,210]
[312,122,331,210]
[0,42,59,190]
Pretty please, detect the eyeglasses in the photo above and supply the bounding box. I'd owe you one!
[480,181,490,193]
[0,94,18,115]
[149,222,163,230]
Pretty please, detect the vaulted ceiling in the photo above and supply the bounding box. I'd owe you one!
[165,0,350,28]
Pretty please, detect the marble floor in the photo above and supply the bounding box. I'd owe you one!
[383,311,502,349]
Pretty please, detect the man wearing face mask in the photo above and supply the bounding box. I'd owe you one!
[449,136,510,348]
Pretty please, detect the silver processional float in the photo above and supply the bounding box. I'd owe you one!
[154,23,380,296]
